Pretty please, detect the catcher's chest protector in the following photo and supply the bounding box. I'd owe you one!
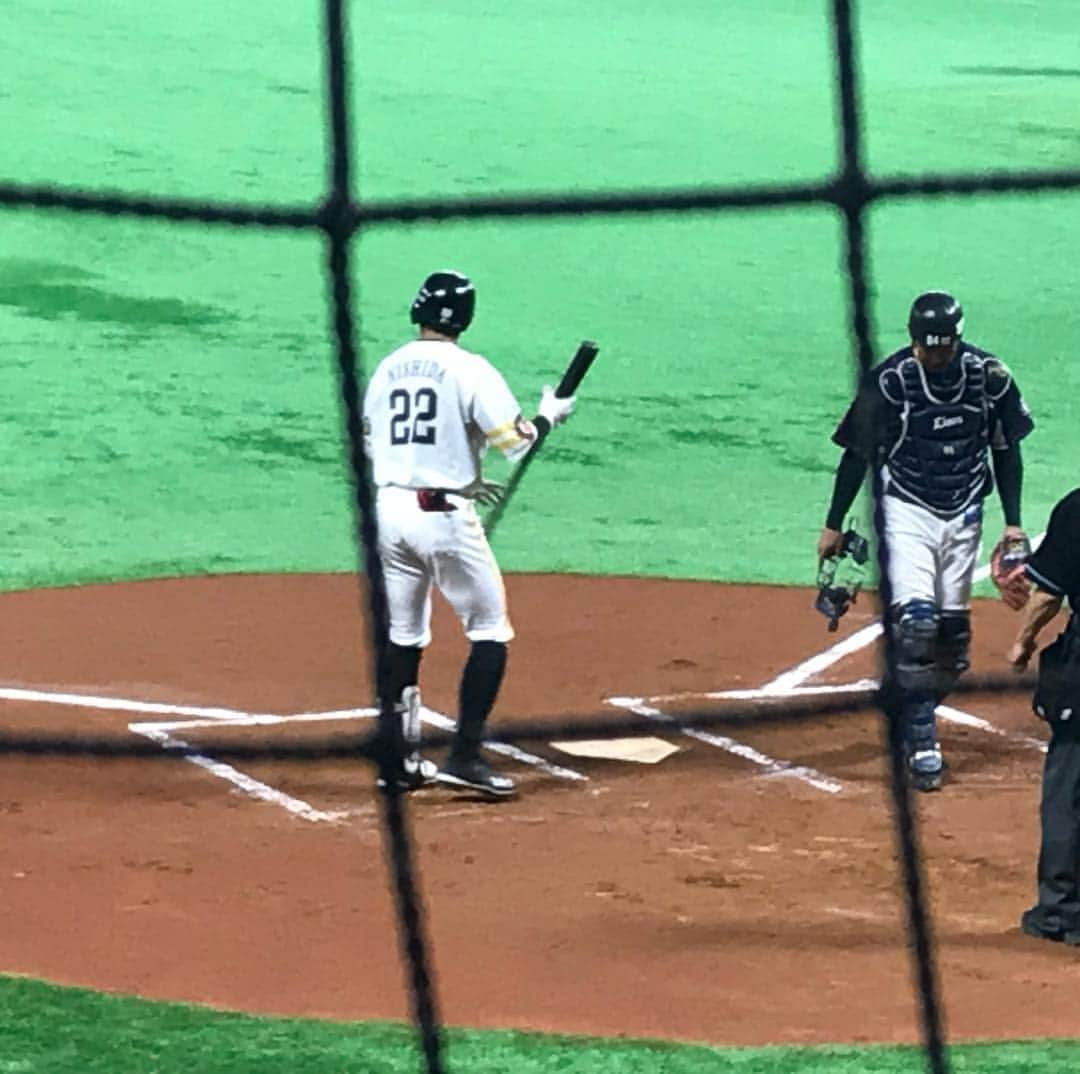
[887,356,990,514]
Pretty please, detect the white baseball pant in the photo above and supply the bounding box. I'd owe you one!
[376,485,514,648]
[882,493,982,610]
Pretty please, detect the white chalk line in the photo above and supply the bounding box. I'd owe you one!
[605,534,1046,792]
[606,668,1043,794]
[762,625,882,695]
[606,698,843,794]
[0,684,271,721]
[753,537,1051,768]
[415,706,587,782]
[936,704,1047,754]
[131,709,379,732]
[0,685,346,823]
[0,534,1043,816]
[0,685,585,822]
[624,684,1045,756]
[130,726,348,824]
[604,684,869,794]
[132,705,585,782]
[608,682,1044,780]
[614,680,878,707]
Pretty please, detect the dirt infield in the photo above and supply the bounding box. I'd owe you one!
[0,573,1077,1046]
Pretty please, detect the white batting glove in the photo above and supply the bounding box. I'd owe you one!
[538,385,575,427]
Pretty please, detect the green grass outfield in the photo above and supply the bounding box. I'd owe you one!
[3,2,1080,1069]
[2,1,1079,589]
[2,976,1080,1074]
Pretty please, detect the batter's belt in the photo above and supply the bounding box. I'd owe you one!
[416,488,458,512]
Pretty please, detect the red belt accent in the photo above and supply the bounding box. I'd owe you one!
[416,489,456,512]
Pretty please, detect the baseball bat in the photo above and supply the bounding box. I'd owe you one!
[555,340,598,398]
[483,340,599,539]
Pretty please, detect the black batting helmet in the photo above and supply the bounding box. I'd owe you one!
[410,270,475,335]
[908,291,964,347]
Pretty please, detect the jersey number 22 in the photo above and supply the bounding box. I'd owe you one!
[389,388,438,445]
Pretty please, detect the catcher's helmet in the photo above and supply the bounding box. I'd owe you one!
[908,291,964,347]
[410,270,475,335]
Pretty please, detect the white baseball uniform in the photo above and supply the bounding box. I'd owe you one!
[363,338,534,648]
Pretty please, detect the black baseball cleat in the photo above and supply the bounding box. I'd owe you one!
[1021,914,1064,944]
[377,755,439,792]
[1020,908,1080,946]
[908,748,945,792]
[437,755,516,798]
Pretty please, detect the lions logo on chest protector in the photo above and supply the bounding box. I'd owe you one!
[933,414,964,432]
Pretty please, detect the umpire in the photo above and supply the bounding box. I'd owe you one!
[1000,487,1080,944]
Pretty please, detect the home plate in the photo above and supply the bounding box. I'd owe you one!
[548,737,680,764]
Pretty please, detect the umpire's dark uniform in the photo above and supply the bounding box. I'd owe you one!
[1018,488,1080,944]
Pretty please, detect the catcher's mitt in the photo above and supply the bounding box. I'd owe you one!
[990,534,1031,611]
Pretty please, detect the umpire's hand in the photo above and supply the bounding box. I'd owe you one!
[817,527,845,565]
[1007,638,1035,671]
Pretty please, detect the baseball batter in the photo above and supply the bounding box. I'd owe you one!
[817,291,1034,791]
[363,269,575,797]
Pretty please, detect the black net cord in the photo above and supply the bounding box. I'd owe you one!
[0,667,1038,762]
[0,3,1070,1067]
[8,164,1080,232]
[321,2,445,1071]
[830,2,949,1072]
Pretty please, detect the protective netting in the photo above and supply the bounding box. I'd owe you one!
[3,2,1079,1072]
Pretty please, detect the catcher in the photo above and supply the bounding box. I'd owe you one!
[817,291,1034,791]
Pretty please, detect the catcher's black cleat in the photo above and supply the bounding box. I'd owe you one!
[908,748,945,792]
[437,755,516,798]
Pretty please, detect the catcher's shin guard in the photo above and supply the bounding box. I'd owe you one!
[906,697,944,792]
[935,610,971,700]
[905,696,939,754]
[893,600,940,694]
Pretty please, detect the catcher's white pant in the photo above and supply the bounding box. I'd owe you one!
[376,485,514,648]
[882,493,982,610]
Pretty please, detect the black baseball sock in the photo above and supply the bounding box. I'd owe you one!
[454,641,508,760]
[380,643,423,711]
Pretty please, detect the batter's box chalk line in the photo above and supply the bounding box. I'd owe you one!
[0,685,584,823]
[0,532,1045,819]
[605,695,844,795]
[606,534,1049,793]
